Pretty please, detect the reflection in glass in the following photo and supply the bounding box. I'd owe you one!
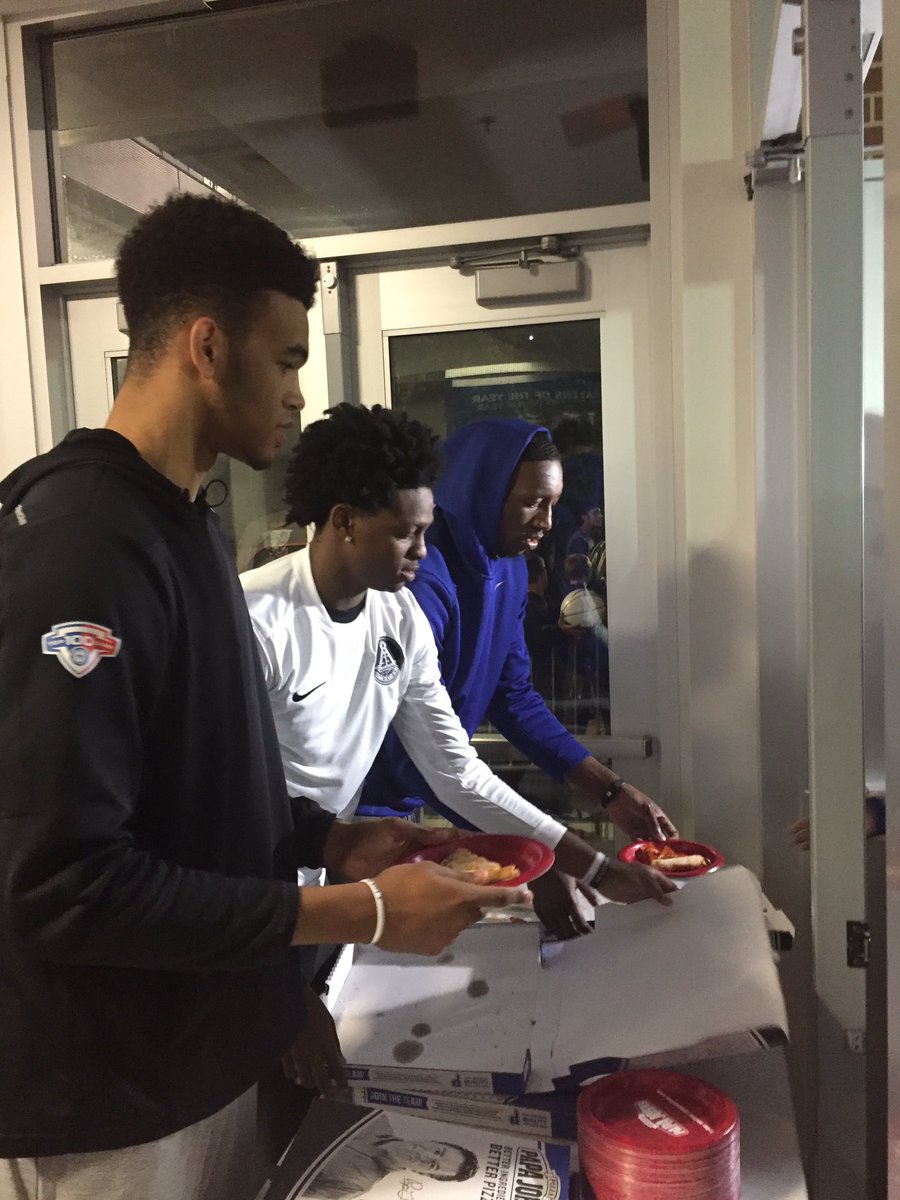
[208,451,307,573]
[389,319,609,753]
[44,0,648,259]
[104,352,302,565]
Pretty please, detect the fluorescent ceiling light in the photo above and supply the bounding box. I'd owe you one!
[445,362,552,379]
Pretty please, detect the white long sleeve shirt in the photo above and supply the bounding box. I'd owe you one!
[240,549,565,881]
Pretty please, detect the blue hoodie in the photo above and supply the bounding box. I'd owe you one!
[360,418,590,820]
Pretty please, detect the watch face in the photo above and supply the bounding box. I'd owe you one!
[602,778,625,806]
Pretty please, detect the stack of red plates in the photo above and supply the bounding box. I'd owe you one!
[577,1069,740,1199]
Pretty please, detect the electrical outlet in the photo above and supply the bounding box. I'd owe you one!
[846,1029,866,1054]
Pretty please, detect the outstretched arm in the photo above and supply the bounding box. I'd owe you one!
[564,758,678,840]
[488,616,678,840]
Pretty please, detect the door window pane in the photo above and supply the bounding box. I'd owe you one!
[102,351,303,570]
[44,0,648,260]
[389,319,610,742]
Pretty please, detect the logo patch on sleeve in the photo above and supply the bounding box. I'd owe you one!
[373,636,404,685]
[41,621,122,678]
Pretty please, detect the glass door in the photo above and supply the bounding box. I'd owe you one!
[64,293,307,571]
[389,318,609,737]
[352,241,659,824]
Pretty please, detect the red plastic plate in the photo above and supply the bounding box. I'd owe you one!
[578,1068,739,1151]
[618,837,724,878]
[399,832,554,887]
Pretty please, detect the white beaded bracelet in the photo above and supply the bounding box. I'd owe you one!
[360,877,386,945]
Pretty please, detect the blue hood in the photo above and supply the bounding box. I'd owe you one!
[359,415,590,820]
[434,418,550,569]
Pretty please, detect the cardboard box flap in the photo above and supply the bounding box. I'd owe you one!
[530,865,788,1089]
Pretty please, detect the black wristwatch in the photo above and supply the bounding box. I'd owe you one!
[600,776,627,809]
[588,855,612,888]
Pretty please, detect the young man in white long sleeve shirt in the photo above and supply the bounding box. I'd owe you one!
[241,403,674,1094]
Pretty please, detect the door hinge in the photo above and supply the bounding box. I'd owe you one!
[846,920,870,968]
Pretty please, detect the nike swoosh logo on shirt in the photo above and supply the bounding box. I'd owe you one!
[291,683,325,702]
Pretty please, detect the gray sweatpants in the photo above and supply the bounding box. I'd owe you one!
[0,1086,258,1200]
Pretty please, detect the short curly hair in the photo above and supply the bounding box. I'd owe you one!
[285,403,441,528]
[116,192,319,367]
[519,431,561,463]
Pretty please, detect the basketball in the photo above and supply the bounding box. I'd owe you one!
[559,586,605,629]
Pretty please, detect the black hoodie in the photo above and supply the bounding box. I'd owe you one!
[0,429,335,1155]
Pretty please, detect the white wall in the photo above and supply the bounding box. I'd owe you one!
[881,2,900,1191]
[66,296,127,427]
[649,0,762,869]
[753,177,815,1170]
[864,166,886,791]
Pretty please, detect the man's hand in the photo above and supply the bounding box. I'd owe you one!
[791,798,882,851]
[323,817,453,881]
[375,863,533,954]
[282,985,348,1097]
[789,816,811,851]
[292,861,533,955]
[596,859,676,906]
[557,617,589,637]
[529,869,596,940]
[606,786,678,841]
[564,759,678,840]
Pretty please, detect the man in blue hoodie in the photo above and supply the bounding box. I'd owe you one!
[363,419,678,937]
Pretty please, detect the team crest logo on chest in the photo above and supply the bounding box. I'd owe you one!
[41,621,122,678]
[373,636,404,685]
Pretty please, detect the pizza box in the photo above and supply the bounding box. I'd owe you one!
[349,1083,578,1142]
[327,922,539,1096]
[260,1097,571,1200]
[326,868,788,1101]
[527,866,789,1091]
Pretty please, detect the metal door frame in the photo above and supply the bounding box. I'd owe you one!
[344,242,663,796]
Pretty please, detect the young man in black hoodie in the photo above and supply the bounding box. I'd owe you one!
[0,194,527,1200]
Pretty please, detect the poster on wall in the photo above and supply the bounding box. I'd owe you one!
[444,375,601,435]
